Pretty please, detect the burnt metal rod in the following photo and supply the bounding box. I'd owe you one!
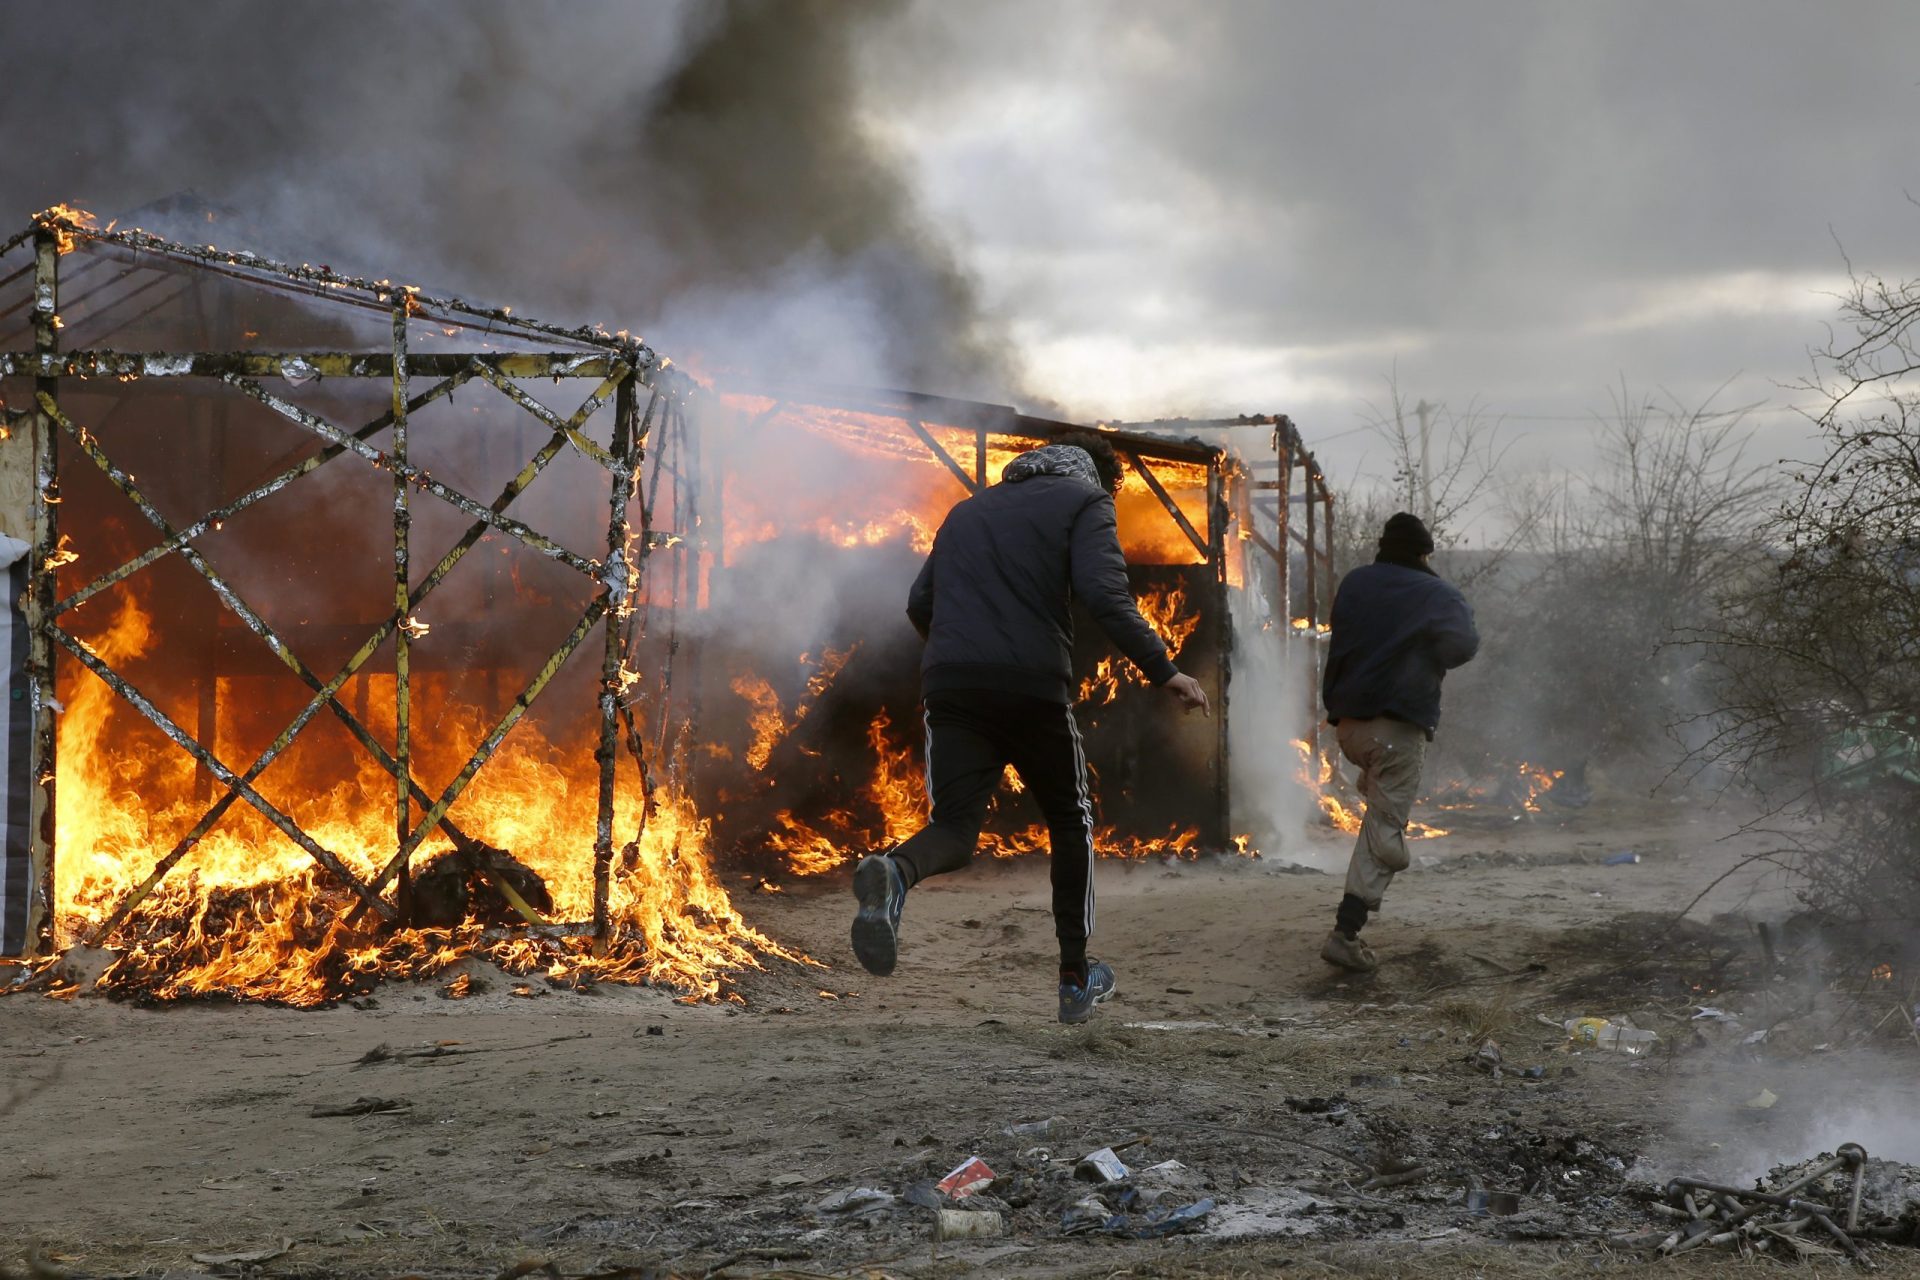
[1838,1143,1869,1231]
[593,376,640,942]
[26,228,59,956]
[365,596,611,895]
[1680,1154,1853,1235]
[391,302,413,922]
[1808,1210,1869,1263]
[902,416,980,495]
[1125,452,1209,560]
[222,372,602,579]
[1208,460,1231,849]
[50,220,671,367]
[1667,1178,1838,1215]
[472,362,626,473]
[56,366,476,614]
[2,350,638,381]
[50,626,390,917]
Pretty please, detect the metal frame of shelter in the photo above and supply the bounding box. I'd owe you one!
[0,208,692,956]
[1108,414,1337,744]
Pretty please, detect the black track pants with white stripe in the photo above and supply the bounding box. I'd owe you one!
[889,689,1097,943]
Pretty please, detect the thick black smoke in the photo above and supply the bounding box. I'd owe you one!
[0,0,1018,397]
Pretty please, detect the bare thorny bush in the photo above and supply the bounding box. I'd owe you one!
[1339,372,1770,781]
[1686,265,1920,936]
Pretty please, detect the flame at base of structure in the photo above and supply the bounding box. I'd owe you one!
[764,706,1227,876]
[18,789,808,1008]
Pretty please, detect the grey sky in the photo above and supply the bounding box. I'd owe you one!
[6,1,1918,494]
[874,2,1920,480]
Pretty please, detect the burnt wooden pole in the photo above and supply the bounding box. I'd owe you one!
[1207,459,1231,848]
[24,227,58,955]
[594,371,639,942]
[391,299,413,923]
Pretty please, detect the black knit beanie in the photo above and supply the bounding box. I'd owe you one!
[1377,511,1435,564]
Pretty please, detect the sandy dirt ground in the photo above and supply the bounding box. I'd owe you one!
[5,794,1920,1278]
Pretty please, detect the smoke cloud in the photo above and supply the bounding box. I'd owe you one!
[0,0,1020,399]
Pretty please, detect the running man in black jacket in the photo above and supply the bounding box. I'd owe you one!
[851,433,1210,1023]
[1319,512,1479,973]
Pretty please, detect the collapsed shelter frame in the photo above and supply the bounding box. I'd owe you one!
[0,209,694,956]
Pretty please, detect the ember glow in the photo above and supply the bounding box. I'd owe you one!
[53,589,801,1007]
[35,202,98,254]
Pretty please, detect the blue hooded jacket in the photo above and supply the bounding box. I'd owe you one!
[1321,559,1479,736]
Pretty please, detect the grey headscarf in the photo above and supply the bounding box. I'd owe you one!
[1002,444,1101,490]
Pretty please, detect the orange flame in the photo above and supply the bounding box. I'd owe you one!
[1292,738,1447,840]
[34,203,98,254]
[46,586,805,1006]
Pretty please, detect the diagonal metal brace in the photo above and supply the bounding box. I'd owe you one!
[55,367,477,615]
[366,595,610,895]
[903,417,980,494]
[220,373,602,580]
[1126,452,1209,559]
[51,626,390,918]
[471,363,628,475]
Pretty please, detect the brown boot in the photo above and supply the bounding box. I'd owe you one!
[1321,929,1379,973]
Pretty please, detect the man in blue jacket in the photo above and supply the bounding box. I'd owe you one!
[1320,512,1479,973]
[850,433,1211,1022]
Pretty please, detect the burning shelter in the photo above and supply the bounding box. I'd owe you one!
[0,207,1336,1003]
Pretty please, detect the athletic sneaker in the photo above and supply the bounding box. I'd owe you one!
[1057,958,1117,1024]
[850,855,906,976]
[1320,928,1379,973]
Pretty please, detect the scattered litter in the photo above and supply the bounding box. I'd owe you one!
[1061,1195,1112,1235]
[935,1208,1003,1240]
[1005,1117,1060,1138]
[310,1096,410,1117]
[936,1156,996,1199]
[1743,1088,1779,1110]
[1109,1197,1216,1238]
[1563,1017,1657,1056]
[1075,1147,1131,1183]
[814,1186,894,1217]
[1132,1159,1204,1205]
[1604,851,1641,865]
[902,1181,946,1210]
[1648,1143,1912,1262]
[1471,1039,1503,1076]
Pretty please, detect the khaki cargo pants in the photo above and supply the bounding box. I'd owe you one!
[1335,717,1428,909]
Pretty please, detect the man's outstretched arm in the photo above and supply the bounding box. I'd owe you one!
[1068,498,1209,714]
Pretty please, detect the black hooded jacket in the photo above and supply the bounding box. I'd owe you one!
[1321,557,1479,736]
[906,446,1178,704]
